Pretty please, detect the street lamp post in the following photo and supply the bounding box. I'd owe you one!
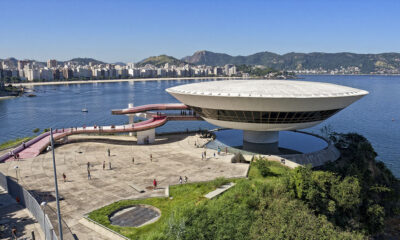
[13,166,18,182]
[50,128,63,240]
[40,201,47,240]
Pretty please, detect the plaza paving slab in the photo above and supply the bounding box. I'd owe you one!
[0,133,249,239]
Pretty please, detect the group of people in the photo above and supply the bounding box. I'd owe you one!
[62,149,115,183]
[179,176,188,184]
[8,141,26,160]
[9,151,20,161]
[217,146,228,155]
[201,150,207,160]
[180,110,195,116]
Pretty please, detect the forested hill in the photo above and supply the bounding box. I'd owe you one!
[137,55,188,67]
[182,50,400,73]
[67,58,104,65]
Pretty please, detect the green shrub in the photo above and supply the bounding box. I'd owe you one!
[33,128,40,133]
[212,177,229,188]
[255,159,271,177]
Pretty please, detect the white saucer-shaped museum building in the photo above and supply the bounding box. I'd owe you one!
[167,80,368,152]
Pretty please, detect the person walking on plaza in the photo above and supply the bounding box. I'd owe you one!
[179,176,182,184]
[63,173,66,182]
[184,176,188,183]
[11,226,17,240]
[109,161,112,170]
[132,157,135,164]
[150,154,152,162]
[153,178,157,189]
[87,161,90,170]
[87,169,91,180]
[103,161,105,170]
[107,148,110,157]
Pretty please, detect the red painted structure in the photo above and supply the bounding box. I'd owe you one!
[111,103,189,115]
[0,103,202,162]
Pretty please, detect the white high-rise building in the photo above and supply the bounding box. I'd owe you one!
[126,63,135,69]
[229,66,237,76]
[47,59,57,68]
[40,68,54,81]
[25,69,40,81]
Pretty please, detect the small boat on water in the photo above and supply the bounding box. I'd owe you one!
[82,108,88,112]
[27,94,37,97]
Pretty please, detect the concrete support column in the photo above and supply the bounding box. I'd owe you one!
[243,130,279,144]
[137,129,155,144]
[128,103,134,136]
[243,131,279,154]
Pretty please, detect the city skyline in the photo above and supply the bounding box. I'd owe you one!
[1,0,400,62]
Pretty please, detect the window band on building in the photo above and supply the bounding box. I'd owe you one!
[189,106,341,124]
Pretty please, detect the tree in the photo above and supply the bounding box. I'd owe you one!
[366,204,385,233]
[330,176,361,210]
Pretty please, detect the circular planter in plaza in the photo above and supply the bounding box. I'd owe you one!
[109,204,161,227]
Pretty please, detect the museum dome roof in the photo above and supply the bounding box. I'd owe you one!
[166,80,369,98]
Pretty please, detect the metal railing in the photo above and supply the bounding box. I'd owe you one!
[0,171,58,240]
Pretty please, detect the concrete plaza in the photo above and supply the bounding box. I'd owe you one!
[0,133,249,239]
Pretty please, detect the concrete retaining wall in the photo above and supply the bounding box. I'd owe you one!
[280,141,340,167]
[79,217,129,240]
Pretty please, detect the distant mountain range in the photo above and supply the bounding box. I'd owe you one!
[182,50,400,73]
[2,50,400,73]
[0,57,104,67]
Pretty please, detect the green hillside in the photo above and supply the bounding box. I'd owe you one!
[68,57,105,65]
[183,50,400,73]
[136,54,188,67]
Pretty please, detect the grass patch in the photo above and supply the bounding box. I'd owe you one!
[248,158,290,183]
[88,180,217,239]
[0,136,33,150]
[88,160,290,239]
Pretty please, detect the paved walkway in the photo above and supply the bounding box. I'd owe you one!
[204,182,235,199]
[0,133,249,239]
[0,186,43,240]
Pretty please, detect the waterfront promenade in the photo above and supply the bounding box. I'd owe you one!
[15,76,241,87]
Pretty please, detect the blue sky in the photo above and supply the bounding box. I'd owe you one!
[1,0,399,62]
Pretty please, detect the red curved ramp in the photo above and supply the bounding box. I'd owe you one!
[112,103,188,115]
[0,103,203,163]
[0,116,168,162]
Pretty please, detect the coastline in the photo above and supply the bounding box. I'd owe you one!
[0,96,16,100]
[9,74,400,87]
[298,73,400,76]
[14,76,242,87]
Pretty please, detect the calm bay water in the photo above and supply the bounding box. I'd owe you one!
[0,76,399,177]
